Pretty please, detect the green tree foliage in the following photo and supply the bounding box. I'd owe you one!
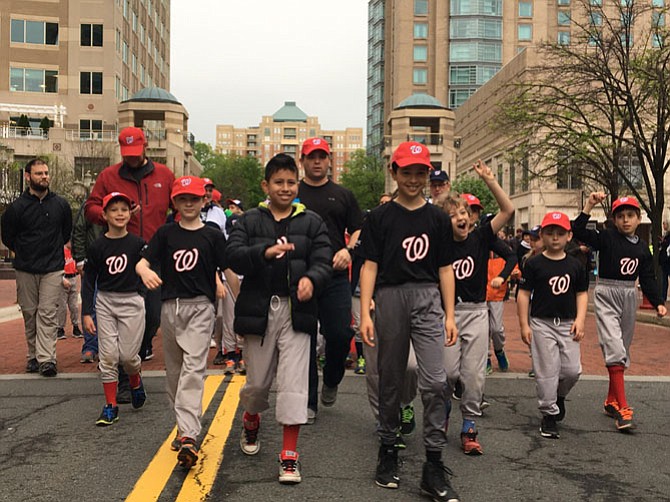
[194,142,265,209]
[339,150,385,211]
[451,176,499,215]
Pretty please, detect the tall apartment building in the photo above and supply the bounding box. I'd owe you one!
[0,0,170,137]
[215,101,364,183]
[367,0,558,155]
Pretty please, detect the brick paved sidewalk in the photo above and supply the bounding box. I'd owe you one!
[1,278,669,376]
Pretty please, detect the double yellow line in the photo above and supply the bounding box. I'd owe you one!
[126,374,244,502]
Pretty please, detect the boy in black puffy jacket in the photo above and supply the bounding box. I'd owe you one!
[225,153,332,484]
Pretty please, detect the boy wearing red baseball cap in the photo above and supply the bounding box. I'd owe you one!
[572,193,666,431]
[517,211,589,439]
[82,192,147,426]
[136,176,228,469]
[359,141,460,501]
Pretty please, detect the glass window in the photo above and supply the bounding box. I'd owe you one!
[652,0,664,6]
[413,68,428,84]
[10,19,24,42]
[652,11,665,27]
[10,68,24,91]
[450,66,475,84]
[590,12,602,26]
[45,70,58,93]
[414,22,428,38]
[558,31,570,45]
[590,0,602,5]
[80,72,103,94]
[558,0,570,4]
[652,33,662,47]
[26,21,45,44]
[12,20,58,45]
[558,11,571,25]
[414,46,428,61]
[518,2,532,17]
[518,24,532,40]
[81,24,103,46]
[449,88,474,108]
[414,0,428,15]
[45,22,58,45]
[9,68,58,93]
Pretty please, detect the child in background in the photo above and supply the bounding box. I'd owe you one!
[57,244,83,340]
[572,193,666,431]
[226,154,332,484]
[82,192,146,426]
[136,176,227,469]
[517,211,588,439]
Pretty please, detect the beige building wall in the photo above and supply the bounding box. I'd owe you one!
[215,113,363,183]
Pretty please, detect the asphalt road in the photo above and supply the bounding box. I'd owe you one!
[1,372,669,502]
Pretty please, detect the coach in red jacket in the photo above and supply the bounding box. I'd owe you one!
[85,127,175,373]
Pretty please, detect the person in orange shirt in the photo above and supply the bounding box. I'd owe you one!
[57,243,83,340]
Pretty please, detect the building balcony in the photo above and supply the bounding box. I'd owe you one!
[0,126,48,140]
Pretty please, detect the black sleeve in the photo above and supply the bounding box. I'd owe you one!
[81,243,99,315]
[0,204,17,251]
[490,238,518,280]
[638,249,664,307]
[572,212,604,250]
[303,217,334,297]
[519,258,536,291]
[215,232,228,271]
[575,260,590,293]
[141,226,165,268]
[61,198,73,245]
[346,192,363,234]
[225,212,272,276]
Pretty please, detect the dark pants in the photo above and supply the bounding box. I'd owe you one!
[662,264,670,301]
[140,285,161,358]
[308,275,354,411]
[81,285,98,355]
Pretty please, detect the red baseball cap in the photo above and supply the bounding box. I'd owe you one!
[391,141,433,170]
[540,211,571,231]
[102,191,132,211]
[461,193,483,210]
[612,196,640,213]
[301,137,331,156]
[118,127,147,156]
[212,188,222,203]
[171,176,206,199]
[202,177,215,187]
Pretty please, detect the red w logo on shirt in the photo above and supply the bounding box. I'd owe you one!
[106,254,128,275]
[173,248,199,272]
[453,257,475,280]
[402,234,429,262]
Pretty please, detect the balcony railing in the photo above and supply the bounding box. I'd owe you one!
[65,130,117,141]
[0,126,48,140]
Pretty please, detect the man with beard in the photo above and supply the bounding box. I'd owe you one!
[2,159,72,377]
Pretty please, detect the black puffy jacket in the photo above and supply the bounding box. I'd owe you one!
[225,203,332,337]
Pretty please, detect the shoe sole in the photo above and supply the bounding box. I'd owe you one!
[96,417,119,427]
[616,421,635,431]
[278,474,302,484]
[420,487,460,502]
[463,447,483,455]
[539,429,560,439]
[375,480,399,489]
[240,436,261,455]
[177,447,198,469]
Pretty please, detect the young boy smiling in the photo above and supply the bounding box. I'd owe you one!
[136,176,227,469]
[82,192,146,426]
[226,153,332,484]
[572,193,666,431]
[359,141,459,501]
[517,212,588,439]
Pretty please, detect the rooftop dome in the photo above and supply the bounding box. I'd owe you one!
[125,87,181,104]
[272,101,308,122]
[396,94,447,110]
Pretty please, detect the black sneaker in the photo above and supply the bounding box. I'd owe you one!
[394,432,406,450]
[452,380,463,400]
[56,328,66,340]
[72,325,83,338]
[26,358,39,373]
[130,379,147,409]
[95,404,119,426]
[117,388,132,404]
[540,414,560,439]
[556,396,566,422]
[375,444,400,489]
[177,437,199,469]
[213,351,225,365]
[39,361,57,377]
[400,404,416,436]
[420,460,460,502]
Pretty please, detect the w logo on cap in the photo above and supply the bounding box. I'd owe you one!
[181,178,192,186]
[312,139,322,145]
[126,136,134,145]
[552,213,562,219]
[620,197,629,203]
[410,145,423,155]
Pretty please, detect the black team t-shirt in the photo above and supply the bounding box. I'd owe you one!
[142,222,227,302]
[298,180,363,276]
[81,233,146,315]
[269,215,291,296]
[452,221,496,303]
[519,254,589,319]
[360,201,453,287]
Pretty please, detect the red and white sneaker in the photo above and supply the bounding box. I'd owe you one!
[278,450,301,484]
[240,415,261,455]
[461,428,483,455]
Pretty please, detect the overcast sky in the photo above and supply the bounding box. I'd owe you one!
[170,0,368,146]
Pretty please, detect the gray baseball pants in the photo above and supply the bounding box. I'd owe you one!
[96,291,145,382]
[375,283,448,451]
[594,279,637,368]
[444,303,489,421]
[15,270,62,364]
[58,275,80,329]
[239,296,309,425]
[161,296,215,440]
[529,316,581,415]
[487,300,505,352]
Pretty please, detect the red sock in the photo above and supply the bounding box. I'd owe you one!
[103,382,118,406]
[607,365,627,408]
[243,411,259,428]
[129,373,141,389]
[282,424,300,452]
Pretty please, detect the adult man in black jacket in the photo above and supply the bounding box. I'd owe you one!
[1,158,72,376]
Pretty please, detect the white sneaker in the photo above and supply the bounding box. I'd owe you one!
[240,421,260,455]
[278,450,301,484]
[210,339,216,348]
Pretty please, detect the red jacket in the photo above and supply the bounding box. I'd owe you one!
[85,159,175,241]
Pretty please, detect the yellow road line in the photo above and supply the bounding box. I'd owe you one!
[175,375,245,502]
[125,375,226,502]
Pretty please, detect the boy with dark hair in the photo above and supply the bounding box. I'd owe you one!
[360,141,459,501]
[439,161,514,455]
[572,193,666,431]
[517,212,588,439]
[226,153,332,484]
[136,176,227,469]
[82,192,147,426]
